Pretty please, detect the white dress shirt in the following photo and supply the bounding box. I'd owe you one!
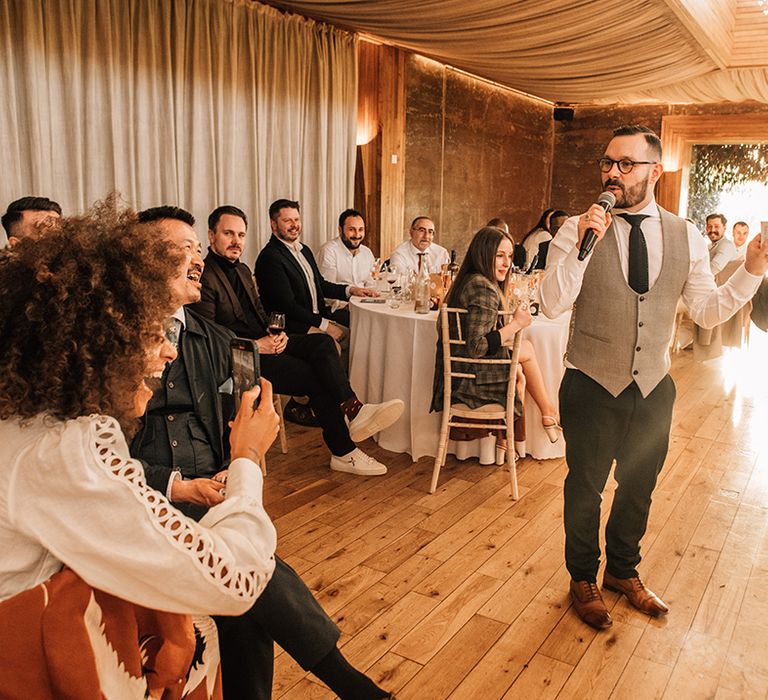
[0,414,276,612]
[523,228,551,269]
[540,198,761,331]
[709,237,739,275]
[389,240,450,275]
[317,237,375,286]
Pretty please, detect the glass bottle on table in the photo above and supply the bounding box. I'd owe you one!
[414,253,431,314]
[448,249,460,280]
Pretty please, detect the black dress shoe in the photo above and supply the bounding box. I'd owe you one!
[283,398,319,427]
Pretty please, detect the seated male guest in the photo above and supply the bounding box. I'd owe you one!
[190,204,403,476]
[2,196,61,247]
[255,199,376,344]
[132,205,396,700]
[317,208,376,286]
[390,216,450,275]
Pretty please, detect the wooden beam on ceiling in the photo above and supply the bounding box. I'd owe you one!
[659,0,734,69]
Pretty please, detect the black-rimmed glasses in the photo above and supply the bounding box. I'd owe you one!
[598,157,659,174]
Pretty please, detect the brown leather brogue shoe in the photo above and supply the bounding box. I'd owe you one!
[603,572,669,617]
[569,579,613,630]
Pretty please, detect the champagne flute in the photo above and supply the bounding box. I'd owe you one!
[267,312,285,337]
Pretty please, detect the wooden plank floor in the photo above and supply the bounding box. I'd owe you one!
[262,329,768,699]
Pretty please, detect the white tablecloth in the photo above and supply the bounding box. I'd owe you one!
[519,311,571,460]
[349,298,570,461]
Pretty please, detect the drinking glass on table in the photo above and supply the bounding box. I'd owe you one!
[384,265,400,297]
[527,270,544,315]
[267,312,285,337]
[507,272,528,312]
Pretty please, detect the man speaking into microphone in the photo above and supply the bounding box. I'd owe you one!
[540,124,768,631]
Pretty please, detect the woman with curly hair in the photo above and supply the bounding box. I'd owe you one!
[0,201,280,695]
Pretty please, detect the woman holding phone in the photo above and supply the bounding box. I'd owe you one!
[0,202,280,694]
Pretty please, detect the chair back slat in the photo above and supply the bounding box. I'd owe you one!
[441,306,518,382]
[432,304,522,499]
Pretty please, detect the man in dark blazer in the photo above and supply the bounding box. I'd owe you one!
[190,204,403,477]
[131,206,394,700]
[255,198,376,343]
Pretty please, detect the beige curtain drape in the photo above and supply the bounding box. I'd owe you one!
[596,68,768,105]
[269,0,768,105]
[0,0,357,259]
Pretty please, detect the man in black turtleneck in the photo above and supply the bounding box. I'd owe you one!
[190,205,403,477]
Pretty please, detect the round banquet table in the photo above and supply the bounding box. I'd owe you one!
[348,297,571,461]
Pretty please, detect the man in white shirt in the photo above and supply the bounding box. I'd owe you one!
[540,124,768,632]
[732,220,749,259]
[706,213,739,274]
[389,216,450,275]
[318,208,376,286]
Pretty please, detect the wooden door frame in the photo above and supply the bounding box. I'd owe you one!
[657,113,768,214]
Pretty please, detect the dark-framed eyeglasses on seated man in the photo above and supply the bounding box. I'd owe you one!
[413,225,435,235]
[597,157,659,174]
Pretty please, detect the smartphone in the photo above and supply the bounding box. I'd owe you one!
[230,337,260,412]
[761,221,768,245]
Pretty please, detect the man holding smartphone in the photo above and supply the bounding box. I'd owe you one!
[131,206,394,700]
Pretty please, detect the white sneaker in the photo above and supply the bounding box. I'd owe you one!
[347,399,404,442]
[330,448,388,476]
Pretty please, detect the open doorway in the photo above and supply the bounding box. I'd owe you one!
[686,143,768,234]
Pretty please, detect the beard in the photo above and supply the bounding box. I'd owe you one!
[342,237,362,250]
[604,174,652,209]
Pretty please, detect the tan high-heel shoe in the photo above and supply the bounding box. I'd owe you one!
[541,416,562,443]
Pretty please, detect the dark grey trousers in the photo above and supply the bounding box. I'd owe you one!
[559,369,676,582]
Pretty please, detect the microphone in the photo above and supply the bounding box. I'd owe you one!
[577,191,616,261]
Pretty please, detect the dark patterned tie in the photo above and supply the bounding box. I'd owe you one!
[417,252,426,273]
[165,317,182,351]
[619,213,650,294]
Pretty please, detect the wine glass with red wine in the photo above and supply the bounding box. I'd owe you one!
[268,312,285,337]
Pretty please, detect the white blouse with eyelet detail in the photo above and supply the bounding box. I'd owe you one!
[0,414,276,614]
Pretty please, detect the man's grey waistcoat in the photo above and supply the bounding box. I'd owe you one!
[566,207,689,398]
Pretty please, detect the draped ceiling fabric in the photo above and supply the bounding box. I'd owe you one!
[599,68,768,105]
[266,0,768,105]
[0,0,357,258]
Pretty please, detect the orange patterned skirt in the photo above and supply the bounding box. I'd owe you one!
[0,568,223,699]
